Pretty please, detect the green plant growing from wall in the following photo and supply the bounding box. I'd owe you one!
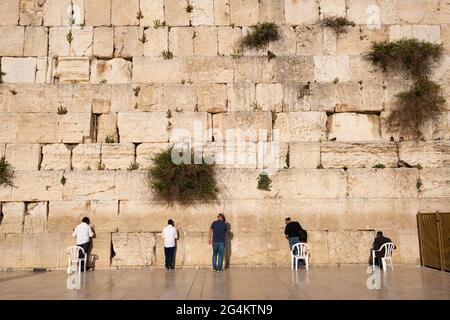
[136,10,144,20]
[257,173,272,191]
[138,33,147,44]
[297,81,311,99]
[162,50,174,60]
[416,177,423,191]
[251,102,262,111]
[97,162,105,170]
[9,89,17,95]
[416,163,423,170]
[0,157,14,187]
[127,161,139,171]
[66,31,73,44]
[267,50,276,61]
[372,164,386,169]
[105,135,115,143]
[153,19,166,28]
[148,147,219,204]
[241,22,280,50]
[285,147,290,169]
[322,16,356,35]
[185,2,194,13]
[57,105,68,115]
[367,39,445,140]
[0,71,6,83]
[60,175,67,185]
[99,79,107,84]
[133,86,141,96]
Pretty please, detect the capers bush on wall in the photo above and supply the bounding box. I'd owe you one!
[241,22,280,50]
[0,157,14,187]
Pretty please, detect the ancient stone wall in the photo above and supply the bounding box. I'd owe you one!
[0,0,449,269]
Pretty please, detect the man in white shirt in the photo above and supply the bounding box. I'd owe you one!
[72,217,94,271]
[162,219,178,270]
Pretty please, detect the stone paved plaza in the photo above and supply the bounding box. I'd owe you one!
[0,266,449,300]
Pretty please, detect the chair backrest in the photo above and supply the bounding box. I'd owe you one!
[291,243,308,258]
[379,242,395,258]
[67,246,85,262]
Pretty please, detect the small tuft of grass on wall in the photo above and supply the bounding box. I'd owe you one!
[372,163,386,169]
[127,161,139,171]
[416,177,423,191]
[153,19,166,28]
[60,175,66,185]
[241,22,280,50]
[257,173,272,191]
[148,147,219,205]
[322,16,356,35]
[105,135,115,143]
[57,106,67,115]
[267,50,277,61]
[185,2,194,13]
[136,10,144,20]
[0,157,14,187]
[66,31,73,44]
[161,50,174,60]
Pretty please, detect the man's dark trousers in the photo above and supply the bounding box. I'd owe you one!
[165,246,176,269]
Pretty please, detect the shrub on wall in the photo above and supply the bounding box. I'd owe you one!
[0,157,14,187]
[241,22,280,50]
[148,147,219,205]
[257,173,272,191]
[322,16,356,35]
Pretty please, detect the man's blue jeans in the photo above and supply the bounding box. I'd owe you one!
[212,242,225,270]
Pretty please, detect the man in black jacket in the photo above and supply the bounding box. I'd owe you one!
[369,231,396,268]
[284,217,306,268]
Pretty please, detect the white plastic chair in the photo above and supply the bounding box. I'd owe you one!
[67,246,87,274]
[372,242,395,271]
[291,243,309,270]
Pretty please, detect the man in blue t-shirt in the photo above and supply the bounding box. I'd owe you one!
[209,213,227,272]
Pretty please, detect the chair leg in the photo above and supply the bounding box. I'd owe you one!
[382,259,386,272]
[291,257,294,270]
[390,258,394,271]
[372,252,375,271]
[305,257,309,271]
[84,254,87,272]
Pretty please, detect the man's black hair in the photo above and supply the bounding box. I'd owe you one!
[82,217,90,224]
[168,219,174,225]
[377,231,383,237]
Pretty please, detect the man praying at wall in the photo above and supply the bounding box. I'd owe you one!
[209,213,227,273]
[72,217,94,271]
[162,219,179,271]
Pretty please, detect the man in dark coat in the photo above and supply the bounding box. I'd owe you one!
[369,231,396,268]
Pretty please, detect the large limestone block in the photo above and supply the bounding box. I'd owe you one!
[165,0,190,26]
[230,0,259,26]
[399,141,450,168]
[5,143,41,170]
[0,202,24,234]
[11,171,63,201]
[273,57,315,82]
[143,27,168,56]
[111,232,155,266]
[23,202,47,233]
[48,200,91,232]
[338,25,388,56]
[62,171,116,200]
[255,83,283,112]
[181,232,211,266]
[115,170,152,200]
[32,233,61,268]
[327,230,375,264]
[90,200,118,233]
[271,169,348,199]
[91,58,132,84]
[319,0,346,17]
[268,26,297,56]
[41,144,71,170]
[327,113,381,142]
[214,0,230,25]
[227,81,256,111]
[212,112,272,142]
[314,55,350,82]
[348,168,419,198]
[285,0,319,24]
[136,143,170,169]
[19,0,45,26]
[275,112,328,142]
[321,142,398,169]
[196,84,227,113]
[283,82,336,112]
[204,141,258,168]
[217,26,242,56]
[420,168,450,198]
[0,234,24,267]
[191,0,214,26]
[1,57,36,83]
[0,0,20,25]
[53,57,90,83]
[72,144,101,170]
[233,57,274,82]
[111,0,139,25]
[184,57,234,83]
[118,112,169,143]
[135,84,164,111]
[101,143,135,170]
[346,0,378,24]
[0,26,24,56]
[89,232,112,268]
[289,142,321,169]
[412,25,442,44]
[296,25,322,55]
[259,0,284,23]
[57,112,93,143]
[395,0,437,24]
[85,0,111,26]
[397,229,420,264]
[140,0,164,26]
[43,0,71,26]
[133,57,184,83]
[162,84,197,112]
[97,113,118,143]
[93,27,114,58]
[0,113,20,142]
[48,27,70,56]
[169,112,210,143]
[114,26,143,58]
[193,27,217,56]
[349,55,385,82]
[335,82,384,112]
[24,27,48,56]
[215,168,263,199]
[69,27,94,57]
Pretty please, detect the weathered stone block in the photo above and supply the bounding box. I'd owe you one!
[389,25,413,41]
[41,144,71,170]
[163,84,197,111]
[48,200,91,232]
[212,112,272,142]
[133,57,183,83]
[165,0,190,26]
[348,168,419,198]
[140,0,164,26]
[115,170,151,200]
[217,26,242,56]
[285,0,319,24]
[32,233,60,267]
[11,171,63,201]
[91,58,132,84]
[90,200,118,233]
[62,171,116,200]
[114,26,143,58]
[53,57,90,83]
[43,0,71,26]
[169,27,194,56]
[289,142,321,169]
[259,0,284,23]
[57,112,93,143]
[182,232,210,265]
[335,82,384,112]
[101,143,135,170]
[143,27,168,56]
[319,0,346,17]
[5,143,41,170]
[85,0,111,26]
[275,112,327,142]
[170,112,210,143]
[227,81,255,111]
[193,27,217,56]
[19,0,45,26]
[0,0,20,25]
[111,232,155,266]
[97,113,118,143]
[230,0,259,26]
[24,27,48,56]
[93,27,114,58]
[118,112,168,143]
[48,27,70,56]
[196,84,228,113]
[283,82,336,112]
[191,0,214,26]
[17,113,58,143]
[399,141,450,168]
[72,144,101,170]
[23,202,47,233]
[136,143,170,169]
[274,56,314,82]
[412,25,442,44]
[296,25,322,55]
[136,84,164,111]
[111,0,139,26]
[327,230,374,264]
[314,55,350,82]
[1,57,36,83]
[69,27,94,57]
[268,26,296,56]
[0,202,24,234]
[255,83,283,112]
[214,0,230,25]
[420,168,450,198]
[346,0,377,24]
[327,113,381,142]
[185,56,234,82]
